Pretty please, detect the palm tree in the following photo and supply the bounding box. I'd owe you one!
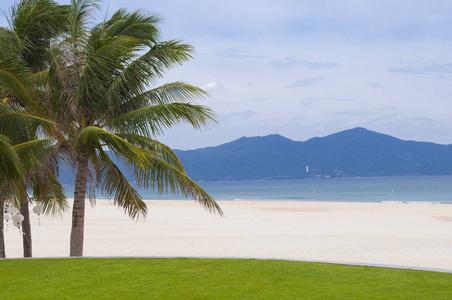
[47,0,222,257]
[0,104,68,257]
[0,0,69,257]
[0,101,67,257]
[0,134,23,258]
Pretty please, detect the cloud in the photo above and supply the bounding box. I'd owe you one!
[331,110,378,117]
[286,77,322,88]
[389,63,452,75]
[300,97,360,105]
[216,49,265,60]
[201,82,224,92]
[271,57,339,69]
[327,110,402,124]
[222,110,256,121]
[371,113,401,122]
[300,98,321,106]
[371,82,382,88]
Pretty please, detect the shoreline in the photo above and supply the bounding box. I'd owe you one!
[3,200,452,271]
[57,198,452,204]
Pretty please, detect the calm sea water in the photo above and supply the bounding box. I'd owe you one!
[64,175,452,204]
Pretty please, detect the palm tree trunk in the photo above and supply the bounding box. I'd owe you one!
[0,195,5,258]
[20,197,32,257]
[70,156,89,257]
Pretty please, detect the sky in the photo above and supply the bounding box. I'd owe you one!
[2,0,452,149]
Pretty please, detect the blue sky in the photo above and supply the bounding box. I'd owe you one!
[2,0,452,149]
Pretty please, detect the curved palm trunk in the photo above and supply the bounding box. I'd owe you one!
[20,197,32,257]
[70,156,89,257]
[0,195,5,258]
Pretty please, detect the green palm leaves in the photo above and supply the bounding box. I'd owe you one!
[1,0,221,258]
[47,0,222,256]
[0,102,67,213]
[0,134,22,184]
[8,0,69,72]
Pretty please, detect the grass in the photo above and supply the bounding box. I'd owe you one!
[1,258,451,299]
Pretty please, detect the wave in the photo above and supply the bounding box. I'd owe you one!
[381,200,452,204]
[278,196,309,200]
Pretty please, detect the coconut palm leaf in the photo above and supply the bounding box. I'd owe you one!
[104,43,195,116]
[134,82,208,105]
[0,134,22,183]
[0,103,56,139]
[74,36,138,114]
[8,128,67,217]
[146,40,194,71]
[31,173,68,216]
[109,103,217,137]
[95,148,147,219]
[0,57,32,102]
[99,8,159,42]
[131,156,223,215]
[117,133,185,172]
[33,69,50,89]
[107,82,208,121]
[66,0,98,44]
[8,0,70,72]
[12,138,53,167]
[0,28,24,57]
[75,126,151,167]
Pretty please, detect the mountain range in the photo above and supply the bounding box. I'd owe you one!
[173,127,452,181]
[58,127,452,184]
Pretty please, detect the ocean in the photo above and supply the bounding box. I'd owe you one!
[64,175,452,204]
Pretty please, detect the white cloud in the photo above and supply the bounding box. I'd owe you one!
[390,63,452,75]
[216,49,265,60]
[272,58,339,69]
[286,77,323,88]
[371,82,382,88]
[201,82,224,93]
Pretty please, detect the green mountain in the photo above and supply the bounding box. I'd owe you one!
[173,127,452,181]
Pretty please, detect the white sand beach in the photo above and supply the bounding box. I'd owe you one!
[3,200,452,271]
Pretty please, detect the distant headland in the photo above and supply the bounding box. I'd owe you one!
[173,127,452,181]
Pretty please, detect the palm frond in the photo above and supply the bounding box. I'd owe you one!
[0,27,23,57]
[96,147,147,219]
[118,133,185,172]
[99,8,160,42]
[109,103,217,137]
[0,56,32,102]
[0,181,27,209]
[0,134,22,182]
[33,69,49,89]
[137,82,208,105]
[147,40,194,71]
[32,173,68,216]
[132,155,223,215]
[75,35,138,115]
[66,0,99,44]
[47,46,78,123]
[48,0,99,114]
[12,138,53,170]
[105,41,195,113]
[0,103,56,141]
[75,126,152,168]
[109,82,208,118]
[9,0,70,72]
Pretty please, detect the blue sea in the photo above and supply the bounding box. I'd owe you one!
[64,175,452,204]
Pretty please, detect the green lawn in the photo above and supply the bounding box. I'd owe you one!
[1,258,451,299]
